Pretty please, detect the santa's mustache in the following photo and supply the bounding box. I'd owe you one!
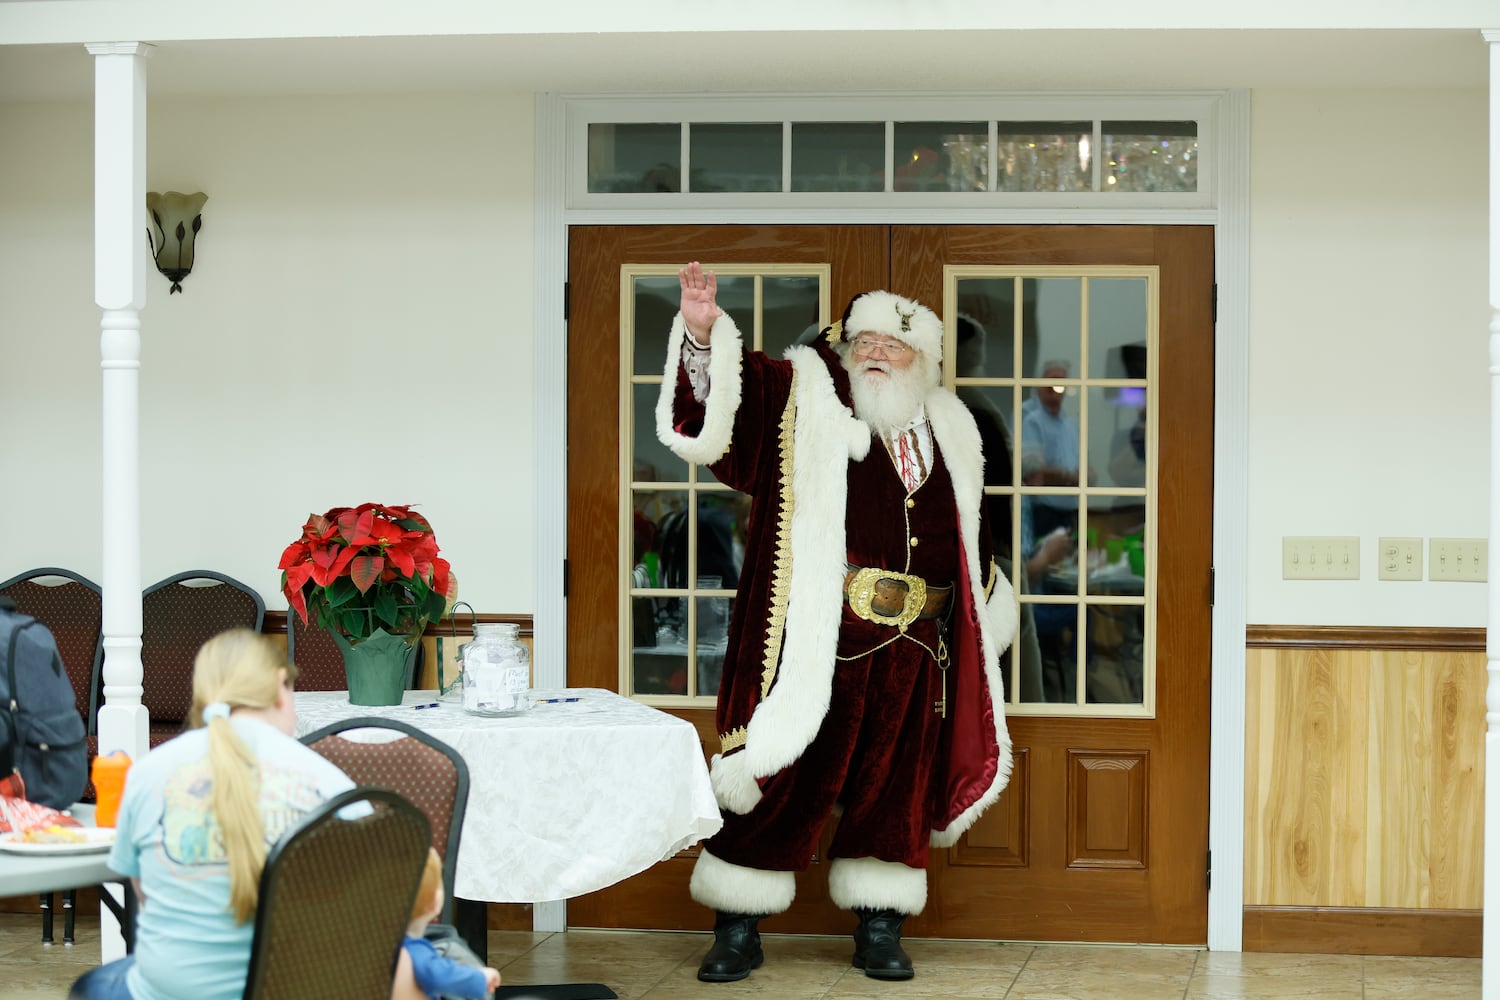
[858,360,892,375]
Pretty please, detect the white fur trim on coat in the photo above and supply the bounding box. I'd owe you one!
[708,749,763,815]
[690,849,797,915]
[828,857,928,914]
[656,311,743,466]
[925,387,1014,848]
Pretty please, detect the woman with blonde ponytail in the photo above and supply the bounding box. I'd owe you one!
[70,629,355,1000]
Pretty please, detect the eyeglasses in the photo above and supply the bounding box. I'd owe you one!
[851,336,914,360]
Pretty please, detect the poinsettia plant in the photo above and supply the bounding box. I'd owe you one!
[279,503,454,643]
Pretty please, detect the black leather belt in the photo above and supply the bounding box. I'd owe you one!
[843,566,953,629]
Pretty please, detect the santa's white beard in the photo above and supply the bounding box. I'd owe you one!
[846,358,932,435]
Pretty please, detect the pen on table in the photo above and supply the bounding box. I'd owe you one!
[412,702,440,710]
[537,697,581,704]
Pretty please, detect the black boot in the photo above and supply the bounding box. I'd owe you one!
[697,911,765,982]
[852,907,914,980]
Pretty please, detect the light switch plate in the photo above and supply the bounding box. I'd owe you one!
[1429,537,1487,582]
[1377,537,1422,581]
[1282,536,1360,580]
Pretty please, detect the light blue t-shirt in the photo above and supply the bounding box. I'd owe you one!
[107,717,354,1000]
[1021,395,1081,512]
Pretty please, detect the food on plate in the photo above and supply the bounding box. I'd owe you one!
[19,824,90,844]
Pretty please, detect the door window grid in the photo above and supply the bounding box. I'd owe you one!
[621,264,831,706]
[946,265,1158,719]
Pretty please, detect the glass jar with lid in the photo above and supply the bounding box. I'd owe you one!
[460,623,531,716]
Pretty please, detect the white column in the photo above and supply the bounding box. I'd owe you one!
[1484,28,1500,1000]
[87,41,151,768]
[87,41,151,966]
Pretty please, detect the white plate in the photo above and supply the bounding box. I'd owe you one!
[0,828,115,855]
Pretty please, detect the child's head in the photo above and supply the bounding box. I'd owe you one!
[190,628,299,730]
[411,848,445,925]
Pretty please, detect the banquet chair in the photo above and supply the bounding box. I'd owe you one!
[0,566,103,946]
[285,613,350,692]
[141,570,264,749]
[242,787,430,1000]
[300,718,475,946]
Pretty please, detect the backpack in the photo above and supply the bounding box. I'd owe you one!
[0,596,88,809]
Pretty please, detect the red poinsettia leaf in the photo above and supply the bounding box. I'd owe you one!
[277,541,309,570]
[431,556,452,601]
[385,545,416,578]
[349,554,383,593]
[310,545,340,570]
[337,508,376,544]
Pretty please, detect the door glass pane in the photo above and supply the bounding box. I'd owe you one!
[995,122,1091,192]
[690,123,782,193]
[696,491,749,589]
[588,123,681,193]
[1028,601,1080,704]
[632,384,686,483]
[1086,604,1145,704]
[632,597,688,695]
[954,278,1017,379]
[1092,386,1147,489]
[715,275,755,342]
[632,275,682,376]
[1102,121,1198,193]
[695,594,734,696]
[790,122,885,192]
[1085,495,1146,598]
[632,489,687,587]
[1021,277,1082,378]
[762,275,823,358]
[1087,277,1149,379]
[893,121,986,191]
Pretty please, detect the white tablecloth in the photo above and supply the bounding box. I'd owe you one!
[294,688,722,903]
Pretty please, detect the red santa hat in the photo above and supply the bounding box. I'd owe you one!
[838,290,944,362]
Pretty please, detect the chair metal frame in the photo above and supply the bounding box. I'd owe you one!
[243,786,430,1000]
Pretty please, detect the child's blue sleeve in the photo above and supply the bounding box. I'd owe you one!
[406,939,489,999]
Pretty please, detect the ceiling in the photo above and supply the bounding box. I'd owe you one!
[0,28,1488,103]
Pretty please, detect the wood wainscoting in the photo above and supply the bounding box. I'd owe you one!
[1244,625,1485,957]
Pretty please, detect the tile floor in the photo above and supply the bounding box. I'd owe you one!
[0,913,1482,999]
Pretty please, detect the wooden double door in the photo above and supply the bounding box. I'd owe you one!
[565,224,1214,944]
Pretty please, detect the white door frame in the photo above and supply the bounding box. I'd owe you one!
[531,90,1251,947]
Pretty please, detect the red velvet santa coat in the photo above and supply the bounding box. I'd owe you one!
[655,312,1016,847]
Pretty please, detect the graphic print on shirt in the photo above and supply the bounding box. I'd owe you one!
[157,757,329,868]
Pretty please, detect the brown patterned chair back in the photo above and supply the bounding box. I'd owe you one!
[243,787,429,1000]
[302,718,468,924]
[0,568,103,731]
[286,614,349,692]
[142,571,265,746]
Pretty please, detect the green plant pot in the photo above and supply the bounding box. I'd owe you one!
[331,628,418,706]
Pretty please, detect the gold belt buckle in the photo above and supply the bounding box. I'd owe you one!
[846,567,928,631]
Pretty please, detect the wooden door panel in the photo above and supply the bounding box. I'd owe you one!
[894,225,1214,944]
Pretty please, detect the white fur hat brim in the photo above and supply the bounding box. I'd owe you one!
[844,290,943,362]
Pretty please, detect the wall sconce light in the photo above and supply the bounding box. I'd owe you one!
[146,191,207,294]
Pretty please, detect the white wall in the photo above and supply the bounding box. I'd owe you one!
[1246,88,1490,626]
[0,91,537,614]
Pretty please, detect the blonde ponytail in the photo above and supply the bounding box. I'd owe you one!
[189,629,300,924]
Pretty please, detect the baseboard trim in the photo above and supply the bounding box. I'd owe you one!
[1243,905,1481,957]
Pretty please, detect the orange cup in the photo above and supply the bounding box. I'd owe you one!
[91,751,132,828]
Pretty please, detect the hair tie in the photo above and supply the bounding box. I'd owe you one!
[202,701,232,722]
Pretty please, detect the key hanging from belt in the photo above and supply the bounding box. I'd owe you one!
[934,629,950,718]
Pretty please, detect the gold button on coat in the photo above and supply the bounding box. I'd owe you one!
[910,537,919,547]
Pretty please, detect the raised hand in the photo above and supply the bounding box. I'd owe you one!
[679,261,723,343]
